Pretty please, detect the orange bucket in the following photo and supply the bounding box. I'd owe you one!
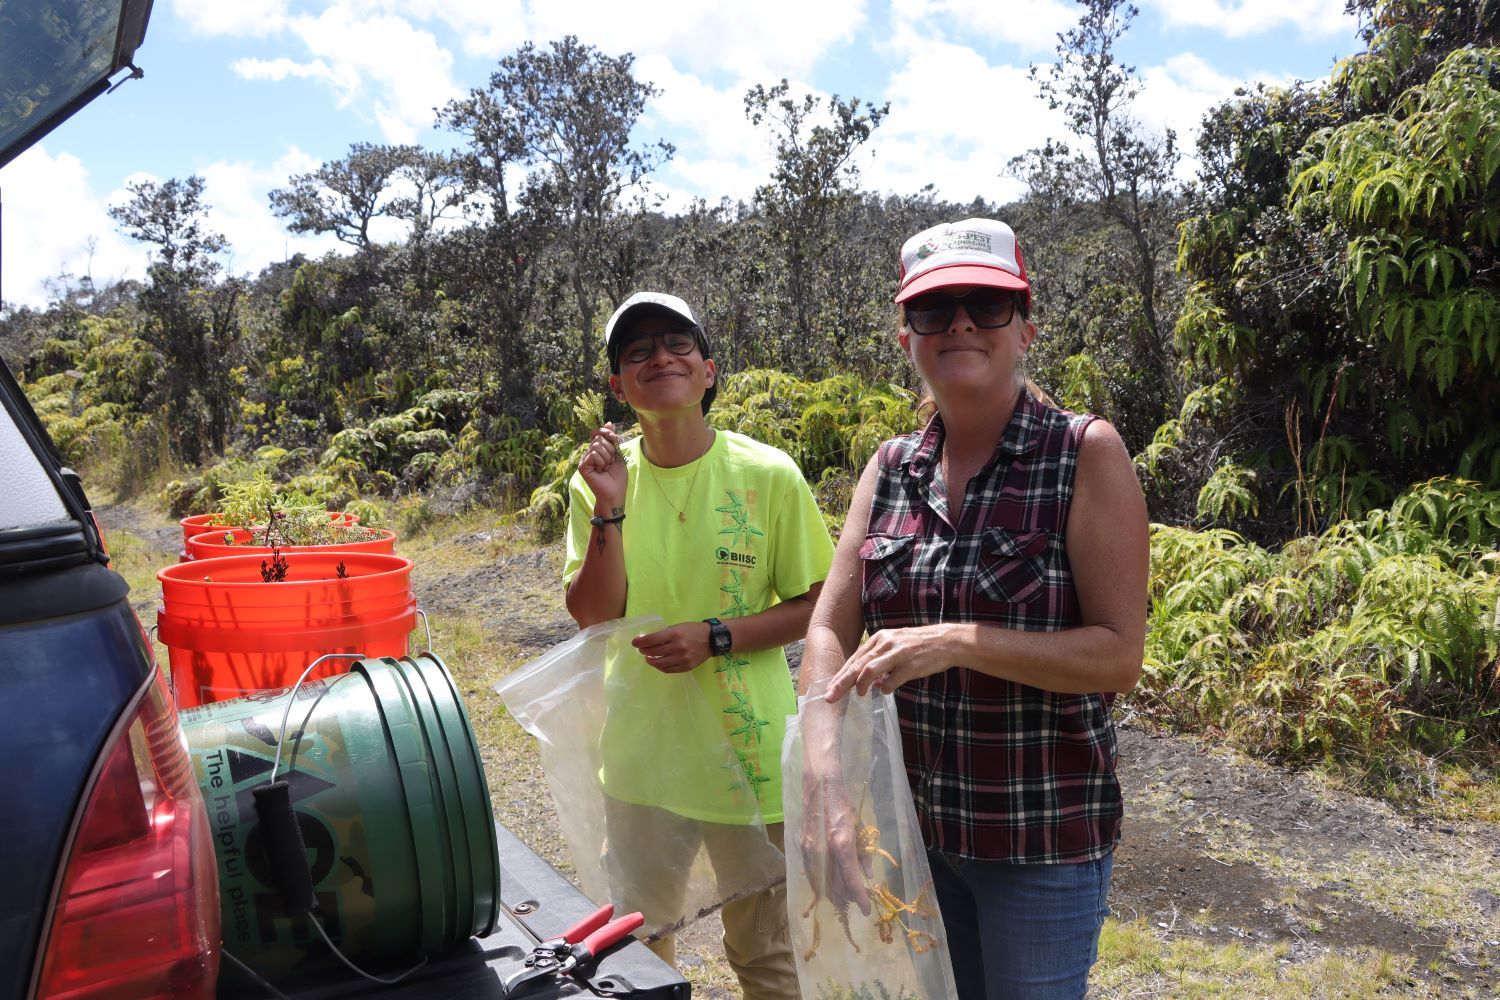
[185,525,397,560]
[177,511,359,562]
[157,552,416,708]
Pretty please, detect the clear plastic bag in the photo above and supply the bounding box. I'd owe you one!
[783,683,957,999]
[497,616,784,941]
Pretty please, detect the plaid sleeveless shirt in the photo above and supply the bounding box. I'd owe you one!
[860,390,1122,863]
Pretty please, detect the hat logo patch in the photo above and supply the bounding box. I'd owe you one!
[943,231,992,254]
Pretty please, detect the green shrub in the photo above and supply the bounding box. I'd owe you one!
[1135,478,1500,788]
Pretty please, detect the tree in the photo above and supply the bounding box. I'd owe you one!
[436,88,526,225]
[480,36,673,380]
[112,175,226,277]
[109,175,240,462]
[1171,0,1500,536]
[436,83,547,417]
[391,149,464,242]
[1017,0,1183,400]
[744,81,889,372]
[269,142,414,252]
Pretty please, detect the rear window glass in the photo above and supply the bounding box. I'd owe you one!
[0,0,122,158]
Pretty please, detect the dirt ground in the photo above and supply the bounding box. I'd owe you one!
[105,504,1500,998]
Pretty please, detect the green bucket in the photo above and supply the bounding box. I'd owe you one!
[179,653,500,981]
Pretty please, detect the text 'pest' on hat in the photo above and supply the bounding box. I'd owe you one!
[895,218,1031,310]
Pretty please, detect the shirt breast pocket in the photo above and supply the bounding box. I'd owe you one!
[975,527,1050,606]
[858,533,915,604]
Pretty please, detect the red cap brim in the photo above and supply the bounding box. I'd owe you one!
[894,263,1029,304]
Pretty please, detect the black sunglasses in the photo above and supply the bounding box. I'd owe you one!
[618,329,700,365]
[904,288,1021,335]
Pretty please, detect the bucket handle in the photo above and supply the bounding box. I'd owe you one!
[415,607,434,654]
[147,619,174,703]
[270,652,368,783]
[270,603,434,782]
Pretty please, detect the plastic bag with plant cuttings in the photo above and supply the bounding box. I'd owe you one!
[783,682,956,999]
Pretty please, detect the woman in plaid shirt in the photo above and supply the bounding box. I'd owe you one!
[802,218,1150,999]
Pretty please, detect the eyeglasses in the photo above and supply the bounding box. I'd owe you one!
[903,288,1020,335]
[618,329,700,365]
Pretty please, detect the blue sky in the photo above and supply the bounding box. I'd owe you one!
[0,0,1364,308]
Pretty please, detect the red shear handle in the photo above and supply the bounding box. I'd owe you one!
[579,911,645,959]
[560,903,615,944]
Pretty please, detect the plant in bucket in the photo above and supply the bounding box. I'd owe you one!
[177,469,366,561]
[156,551,417,708]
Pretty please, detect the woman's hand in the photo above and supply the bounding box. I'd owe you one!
[825,624,954,703]
[800,771,872,916]
[631,622,712,673]
[578,422,627,510]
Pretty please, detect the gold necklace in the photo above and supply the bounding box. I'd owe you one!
[644,432,712,523]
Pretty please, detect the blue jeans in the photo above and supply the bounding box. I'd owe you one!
[928,848,1113,999]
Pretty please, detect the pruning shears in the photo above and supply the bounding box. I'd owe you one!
[503,903,645,997]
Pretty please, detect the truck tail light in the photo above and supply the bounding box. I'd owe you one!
[34,670,220,998]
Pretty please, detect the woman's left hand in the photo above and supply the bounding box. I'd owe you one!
[825,625,953,702]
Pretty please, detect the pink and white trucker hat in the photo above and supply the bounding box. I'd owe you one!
[895,218,1030,310]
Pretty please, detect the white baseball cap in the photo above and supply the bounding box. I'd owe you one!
[895,218,1031,310]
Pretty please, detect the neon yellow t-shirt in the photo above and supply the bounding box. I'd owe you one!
[564,429,834,824]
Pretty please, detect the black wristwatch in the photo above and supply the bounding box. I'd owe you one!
[703,617,732,657]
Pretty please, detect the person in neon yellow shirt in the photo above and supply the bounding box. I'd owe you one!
[564,290,834,1000]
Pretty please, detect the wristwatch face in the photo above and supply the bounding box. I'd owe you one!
[708,621,731,656]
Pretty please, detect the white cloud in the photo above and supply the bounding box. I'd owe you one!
[1144,0,1355,38]
[666,157,768,205]
[231,56,346,90]
[170,0,291,37]
[521,0,867,80]
[635,55,772,201]
[286,6,461,141]
[1137,54,1243,136]
[1135,53,1295,178]
[867,39,1061,203]
[197,149,345,277]
[889,0,1075,54]
[217,4,463,142]
[0,147,146,308]
[389,0,530,58]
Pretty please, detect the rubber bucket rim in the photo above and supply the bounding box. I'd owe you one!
[405,651,501,936]
[355,658,452,953]
[154,588,416,625]
[181,511,359,530]
[158,576,415,614]
[157,602,417,653]
[383,656,472,939]
[160,552,414,592]
[180,511,360,552]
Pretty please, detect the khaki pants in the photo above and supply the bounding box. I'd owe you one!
[603,798,801,1000]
